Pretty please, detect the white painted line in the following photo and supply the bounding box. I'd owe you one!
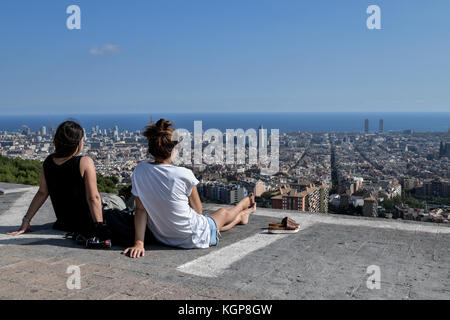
[177,221,314,278]
[177,233,290,277]
[179,207,449,278]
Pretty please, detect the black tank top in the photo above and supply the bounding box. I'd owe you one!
[43,154,93,233]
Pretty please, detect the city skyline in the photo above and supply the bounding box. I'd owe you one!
[1,0,450,303]
[1,1,450,114]
[2,112,450,134]
[1,119,448,221]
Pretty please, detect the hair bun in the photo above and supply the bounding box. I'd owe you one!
[143,118,177,160]
[155,119,172,131]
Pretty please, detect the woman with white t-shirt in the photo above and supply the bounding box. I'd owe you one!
[123,119,256,258]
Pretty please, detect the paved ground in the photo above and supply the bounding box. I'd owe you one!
[0,182,449,300]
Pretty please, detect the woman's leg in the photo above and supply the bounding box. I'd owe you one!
[219,205,256,231]
[209,194,256,232]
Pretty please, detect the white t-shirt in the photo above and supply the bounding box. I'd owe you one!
[131,162,210,249]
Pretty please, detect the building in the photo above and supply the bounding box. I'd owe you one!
[258,124,266,149]
[226,187,246,205]
[254,180,265,197]
[21,125,30,136]
[319,184,329,213]
[305,186,321,212]
[271,187,306,211]
[379,119,384,133]
[415,179,450,198]
[439,141,450,158]
[271,183,327,213]
[387,183,402,199]
[402,178,417,191]
[198,182,247,205]
[364,119,369,133]
[363,197,377,217]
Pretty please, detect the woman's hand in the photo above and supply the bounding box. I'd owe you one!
[123,197,148,259]
[122,241,145,259]
[7,221,33,236]
[7,168,48,237]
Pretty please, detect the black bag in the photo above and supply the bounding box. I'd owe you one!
[103,209,156,246]
[103,209,136,246]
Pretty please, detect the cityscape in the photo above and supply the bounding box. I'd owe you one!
[2,0,450,303]
[1,117,449,224]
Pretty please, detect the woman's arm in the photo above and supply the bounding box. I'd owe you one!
[80,156,103,223]
[188,186,202,214]
[7,169,49,235]
[122,196,147,258]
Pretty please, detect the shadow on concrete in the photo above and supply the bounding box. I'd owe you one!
[0,225,183,253]
[0,223,56,234]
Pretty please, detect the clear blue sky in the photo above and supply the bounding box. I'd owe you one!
[1,0,449,114]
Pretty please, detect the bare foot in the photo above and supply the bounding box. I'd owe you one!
[239,203,256,225]
[236,193,254,211]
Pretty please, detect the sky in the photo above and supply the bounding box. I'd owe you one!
[0,0,449,115]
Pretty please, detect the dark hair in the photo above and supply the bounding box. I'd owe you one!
[143,119,178,160]
[53,121,84,158]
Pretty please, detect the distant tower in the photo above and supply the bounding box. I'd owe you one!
[364,119,369,133]
[258,124,266,149]
[21,125,30,136]
[40,126,47,136]
[379,119,384,133]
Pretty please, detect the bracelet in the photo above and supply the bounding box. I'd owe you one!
[22,216,32,223]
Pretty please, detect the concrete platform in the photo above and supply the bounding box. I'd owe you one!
[0,182,449,300]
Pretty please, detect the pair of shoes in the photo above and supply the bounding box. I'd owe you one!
[65,232,112,249]
[268,217,300,234]
[86,237,112,249]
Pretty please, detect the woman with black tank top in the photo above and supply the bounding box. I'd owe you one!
[8,121,107,238]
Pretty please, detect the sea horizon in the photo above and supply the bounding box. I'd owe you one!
[1,112,449,133]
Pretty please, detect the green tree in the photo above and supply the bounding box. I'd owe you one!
[0,155,120,193]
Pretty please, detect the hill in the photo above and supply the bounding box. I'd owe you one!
[0,155,121,193]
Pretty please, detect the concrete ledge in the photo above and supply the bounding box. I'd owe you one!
[1,183,449,300]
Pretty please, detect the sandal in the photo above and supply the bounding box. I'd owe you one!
[268,217,300,234]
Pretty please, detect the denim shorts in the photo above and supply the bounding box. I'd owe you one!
[206,216,219,246]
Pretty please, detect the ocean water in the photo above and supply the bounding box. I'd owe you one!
[0,112,449,133]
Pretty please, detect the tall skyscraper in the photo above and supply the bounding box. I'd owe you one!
[21,125,30,136]
[40,126,47,136]
[364,119,369,133]
[379,119,384,133]
[258,124,266,149]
